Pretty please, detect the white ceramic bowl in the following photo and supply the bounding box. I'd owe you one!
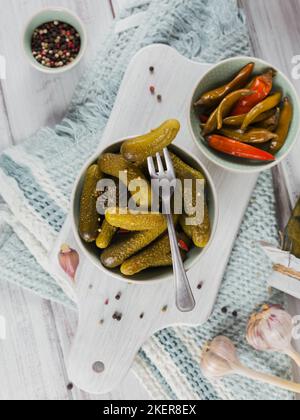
[23,7,87,74]
[188,56,300,174]
[71,140,219,284]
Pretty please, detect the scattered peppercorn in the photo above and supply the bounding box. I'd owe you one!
[162,305,168,313]
[31,21,81,68]
[115,292,121,301]
[157,94,162,102]
[221,307,228,314]
[232,311,238,318]
[150,86,155,95]
[104,299,109,305]
[140,313,145,319]
[67,383,74,391]
[149,66,155,73]
[113,312,122,321]
[197,282,203,290]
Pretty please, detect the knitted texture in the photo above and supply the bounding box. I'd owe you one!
[0,0,293,400]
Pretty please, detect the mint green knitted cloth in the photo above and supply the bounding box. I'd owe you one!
[0,0,293,400]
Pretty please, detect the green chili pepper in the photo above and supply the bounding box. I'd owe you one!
[217,89,253,130]
[241,92,282,132]
[223,109,275,127]
[194,63,254,108]
[202,107,218,136]
[270,98,293,153]
[219,127,278,144]
[256,107,280,131]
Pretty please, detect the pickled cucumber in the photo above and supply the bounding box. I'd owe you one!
[98,153,151,207]
[120,234,172,276]
[101,215,179,268]
[121,120,180,163]
[179,215,193,239]
[79,164,102,243]
[100,227,167,269]
[121,232,189,276]
[96,220,118,249]
[180,204,211,248]
[169,152,205,182]
[192,204,211,248]
[170,152,205,216]
[105,208,166,231]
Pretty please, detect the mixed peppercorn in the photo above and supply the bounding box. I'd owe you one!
[31,20,81,68]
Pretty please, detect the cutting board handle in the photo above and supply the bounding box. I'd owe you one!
[67,311,146,394]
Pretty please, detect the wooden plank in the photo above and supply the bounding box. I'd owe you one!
[0,281,71,400]
[0,0,114,144]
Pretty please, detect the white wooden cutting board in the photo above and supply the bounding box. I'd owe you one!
[49,45,258,394]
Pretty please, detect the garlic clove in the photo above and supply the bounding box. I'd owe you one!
[58,244,79,281]
[200,336,238,379]
[246,304,293,352]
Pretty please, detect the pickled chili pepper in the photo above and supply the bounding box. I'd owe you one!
[223,109,275,127]
[270,97,293,153]
[194,63,254,108]
[231,69,276,115]
[257,107,280,131]
[217,89,253,130]
[241,92,282,132]
[219,128,278,144]
[207,135,275,161]
[202,107,218,136]
[178,239,190,252]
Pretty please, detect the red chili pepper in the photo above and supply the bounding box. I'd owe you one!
[231,69,274,115]
[207,135,275,162]
[200,114,209,123]
[178,239,190,252]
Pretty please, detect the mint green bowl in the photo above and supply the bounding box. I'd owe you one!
[23,8,87,74]
[71,141,218,284]
[189,56,300,173]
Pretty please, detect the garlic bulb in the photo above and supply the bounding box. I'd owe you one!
[247,304,293,352]
[200,335,300,393]
[200,336,238,378]
[58,244,79,280]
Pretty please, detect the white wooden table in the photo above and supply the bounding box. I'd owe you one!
[0,0,299,400]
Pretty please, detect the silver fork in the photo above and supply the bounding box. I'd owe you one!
[147,148,196,313]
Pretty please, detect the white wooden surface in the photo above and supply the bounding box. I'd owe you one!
[0,0,299,400]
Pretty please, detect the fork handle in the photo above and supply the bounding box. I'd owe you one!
[166,214,196,312]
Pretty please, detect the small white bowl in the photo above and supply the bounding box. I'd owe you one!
[188,56,300,174]
[71,140,219,284]
[23,7,87,74]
